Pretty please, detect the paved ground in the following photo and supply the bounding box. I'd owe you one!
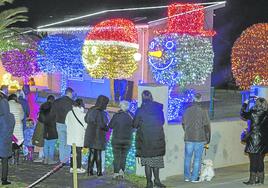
[163,162,268,188]
[1,160,268,188]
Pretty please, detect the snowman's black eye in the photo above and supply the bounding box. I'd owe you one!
[149,41,155,50]
[165,40,175,50]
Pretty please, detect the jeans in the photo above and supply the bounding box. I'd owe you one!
[70,147,82,169]
[56,123,71,163]
[184,142,205,181]
[112,144,130,173]
[44,139,56,160]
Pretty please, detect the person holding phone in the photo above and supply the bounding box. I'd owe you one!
[240,97,268,185]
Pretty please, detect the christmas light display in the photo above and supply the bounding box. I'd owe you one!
[37,34,84,93]
[168,89,195,121]
[148,33,214,87]
[162,3,216,37]
[1,49,40,80]
[1,73,20,90]
[148,3,215,121]
[104,100,137,171]
[82,18,140,79]
[105,133,136,172]
[232,23,268,90]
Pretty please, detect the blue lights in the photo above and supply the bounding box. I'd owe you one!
[168,89,196,122]
[147,33,214,88]
[37,34,85,93]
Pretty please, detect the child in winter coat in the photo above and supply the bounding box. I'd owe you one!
[23,119,35,161]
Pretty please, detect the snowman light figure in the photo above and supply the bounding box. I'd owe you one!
[148,3,215,121]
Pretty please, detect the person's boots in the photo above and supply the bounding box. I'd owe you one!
[243,172,257,185]
[96,150,103,176]
[257,172,264,184]
[1,179,11,185]
[153,168,166,188]
[145,165,153,188]
[1,158,11,185]
[87,149,94,176]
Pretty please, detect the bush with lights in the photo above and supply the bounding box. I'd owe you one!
[1,36,40,81]
[37,34,84,93]
[82,18,141,79]
[232,23,268,90]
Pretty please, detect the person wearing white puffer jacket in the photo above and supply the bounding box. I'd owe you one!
[66,98,87,173]
[8,94,24,165]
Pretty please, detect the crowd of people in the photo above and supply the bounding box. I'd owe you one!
[0,84,268,188]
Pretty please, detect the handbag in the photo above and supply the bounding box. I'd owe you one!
[32,121,44,147]
[240,129,251,143]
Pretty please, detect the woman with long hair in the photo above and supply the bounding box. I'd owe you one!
[134,90,166,188]
[240,97,268,185]
[84,95,109,176]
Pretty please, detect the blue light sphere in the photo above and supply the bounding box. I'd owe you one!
[37,34,84,77]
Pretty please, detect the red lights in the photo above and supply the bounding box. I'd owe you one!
[86,18,138,43]
[159,3,216,37]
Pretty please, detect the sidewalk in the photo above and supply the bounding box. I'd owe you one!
[1,161,267,187]
[163,162,268,188]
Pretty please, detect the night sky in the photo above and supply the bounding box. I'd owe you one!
[5,0,268,88]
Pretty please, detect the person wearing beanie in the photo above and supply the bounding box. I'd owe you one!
[182,93,211,183]
[84,95,109,176]
[108,100,133,179]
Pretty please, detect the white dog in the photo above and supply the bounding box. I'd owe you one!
[200,159,215,182]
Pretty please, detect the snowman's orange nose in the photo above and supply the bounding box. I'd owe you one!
[149,50,162,58]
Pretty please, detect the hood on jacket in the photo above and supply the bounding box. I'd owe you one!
[141,101,163,115]
[95,95,109,110]
[40,102,53,114]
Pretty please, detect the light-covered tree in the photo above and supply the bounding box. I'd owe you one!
[0,0,28,53]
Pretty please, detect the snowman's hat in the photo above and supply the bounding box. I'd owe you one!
[160,3,216,37]
[85,18,139,49]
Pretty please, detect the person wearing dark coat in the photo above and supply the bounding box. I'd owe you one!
[0,91,15,185]
[108,100,133,179]
[39,95,58,165]
[240,97,268,185]
[133,90,166,188]
[84,95,109,176]
[16,90,30,131]
[50,87,74,163]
